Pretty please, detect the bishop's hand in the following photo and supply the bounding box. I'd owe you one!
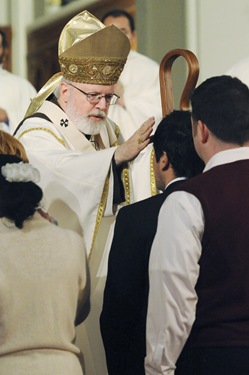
[114,116,155,166]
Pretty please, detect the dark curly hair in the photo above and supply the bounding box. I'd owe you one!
[0,155,42,228]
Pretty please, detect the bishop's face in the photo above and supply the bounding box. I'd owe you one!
[62,82,115,135]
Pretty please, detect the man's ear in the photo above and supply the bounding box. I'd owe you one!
[198,120,209,144]
[60,82,69,102]
[161,151,170,171]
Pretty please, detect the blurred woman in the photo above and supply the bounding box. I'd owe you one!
[0,154,90,375]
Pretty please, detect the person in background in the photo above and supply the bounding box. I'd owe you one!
[145,75,249,375]
[0,154,90,375]
[0,29,37,133]
[14,10,154,375]
[102,9,162,201]
[100,110,204,375]
[101,9,161,140]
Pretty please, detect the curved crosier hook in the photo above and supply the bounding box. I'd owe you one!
[160,48,199,116]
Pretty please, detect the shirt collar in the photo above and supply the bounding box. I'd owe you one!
[204,147,249,172]
[165,177,187,190]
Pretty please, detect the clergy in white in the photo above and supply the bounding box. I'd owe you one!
[0,29,37,133]
[15,11,154,375]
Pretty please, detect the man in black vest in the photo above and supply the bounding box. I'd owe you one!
[100,110,204,375]
[145,76,249,375]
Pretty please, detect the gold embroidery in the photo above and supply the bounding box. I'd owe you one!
[150,148,158,196]
[122,167,131,205]
[110,123,120,147]
[17,128,65,146]
[113,123,130,204]
[115,124,120,139]
[88,174,110,261]
[60,56,126,85]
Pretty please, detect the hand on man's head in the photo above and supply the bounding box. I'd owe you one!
[114,116,155,165]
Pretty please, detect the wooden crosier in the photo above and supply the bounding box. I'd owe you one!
[160,48,199,116]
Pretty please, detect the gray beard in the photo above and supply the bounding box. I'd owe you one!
[66,104,106,135]
[76,117,104,135]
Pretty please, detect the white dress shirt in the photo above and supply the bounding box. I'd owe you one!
[145,147,249,374]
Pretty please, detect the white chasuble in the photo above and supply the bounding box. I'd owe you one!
[15,100,130,375]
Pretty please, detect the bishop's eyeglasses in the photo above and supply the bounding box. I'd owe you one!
[68,83,120,105]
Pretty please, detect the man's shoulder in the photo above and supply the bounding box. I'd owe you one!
[118,180,186,220]
[0,68,15,80]
[1,69,35,90]
[118,192,166,220]
[20,100,62,128]
[14,108,62,142]
[16,111,55,131]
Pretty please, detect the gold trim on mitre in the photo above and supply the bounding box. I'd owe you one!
[59,25,130,85]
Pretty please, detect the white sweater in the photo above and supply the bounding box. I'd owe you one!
[0,213,89,375]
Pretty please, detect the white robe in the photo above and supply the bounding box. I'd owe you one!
[108,50,162,139]
[226,56,249,88]
[15,100,130,375]
[0,65,37,133]
[107,50,162,201]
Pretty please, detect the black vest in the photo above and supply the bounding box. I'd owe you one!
[177,160,249,348]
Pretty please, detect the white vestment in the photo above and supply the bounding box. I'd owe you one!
[108,50,162,139]
[226,56,249,88]
[15,100,130,375]
[0,65,37,133]
[107,50,162,201]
